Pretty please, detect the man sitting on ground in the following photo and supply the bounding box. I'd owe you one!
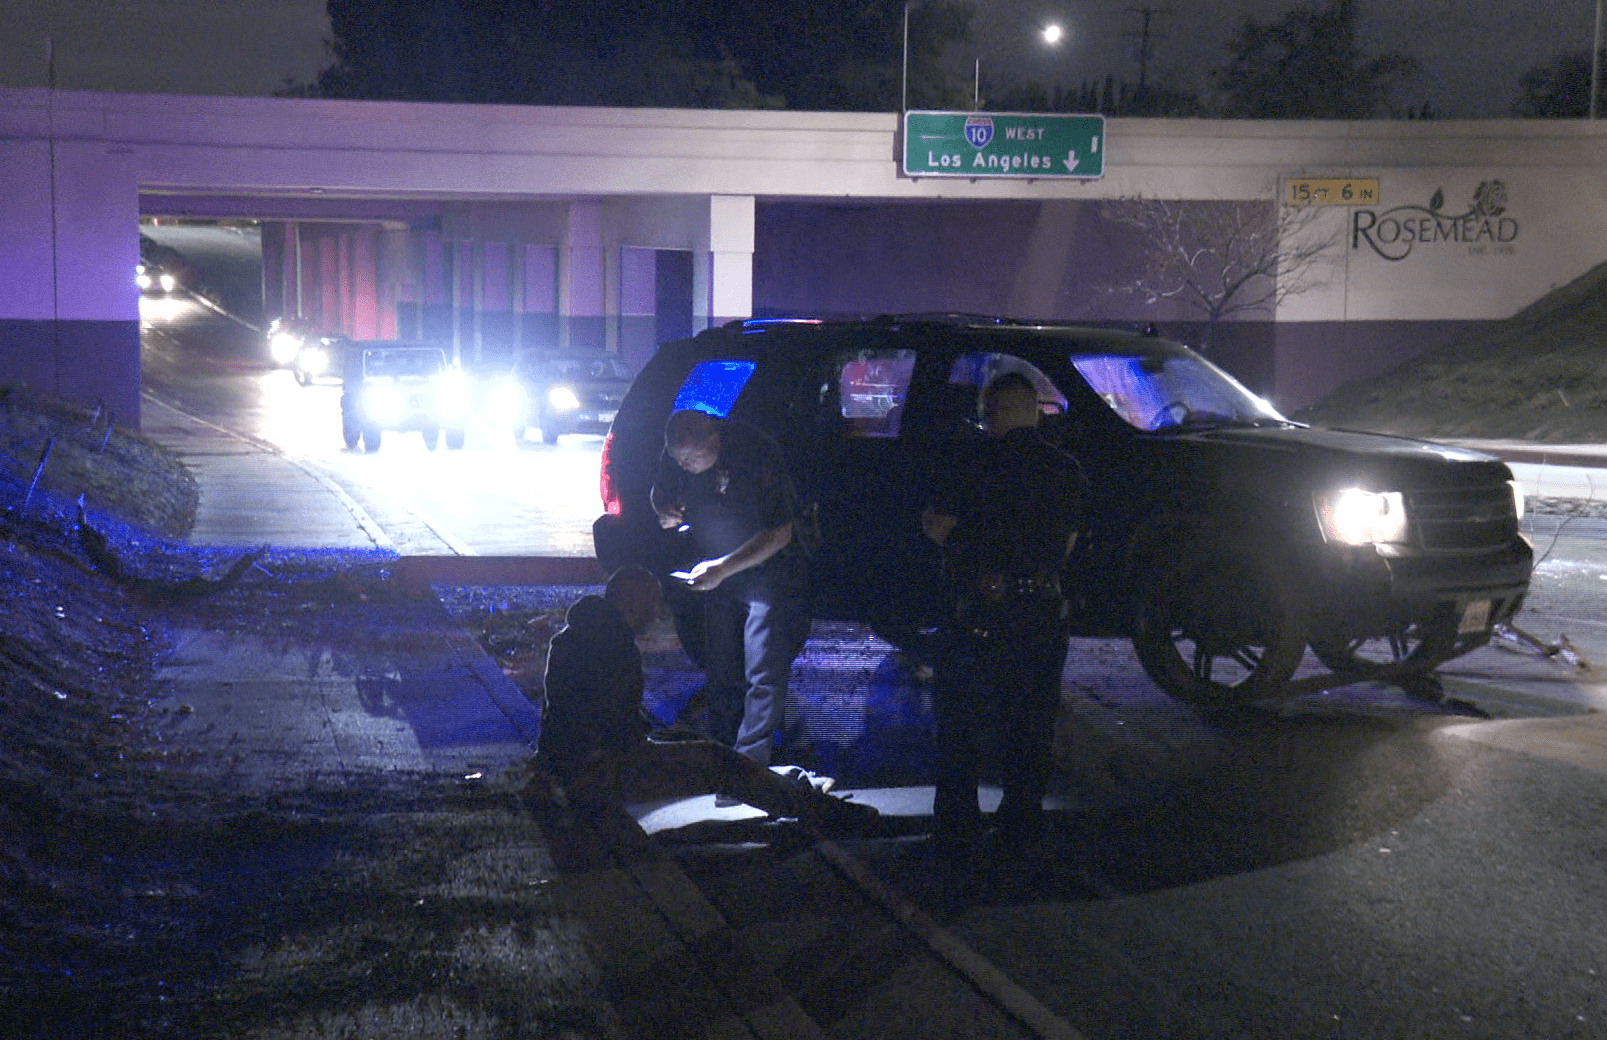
[534,565,874,833]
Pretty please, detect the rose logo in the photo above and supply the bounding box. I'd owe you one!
[1472,180,1507,218]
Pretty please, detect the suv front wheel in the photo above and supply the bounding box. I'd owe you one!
[1131,544,1307,707]
[1308,608,1460,681]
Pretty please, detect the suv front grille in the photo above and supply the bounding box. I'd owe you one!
[1408,485,1517,551]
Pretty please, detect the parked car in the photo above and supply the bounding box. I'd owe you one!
[340,342,469,452]
[487,351,635,443]
[593,317,1533,707]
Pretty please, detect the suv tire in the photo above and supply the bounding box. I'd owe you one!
[1132,543,1307,707]
[1309,608,1460,681]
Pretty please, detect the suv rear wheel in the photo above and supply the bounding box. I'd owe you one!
[1132,544,1307,707]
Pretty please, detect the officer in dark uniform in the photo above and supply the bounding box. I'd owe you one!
[921,371,1087,853]
[652,409,811,767]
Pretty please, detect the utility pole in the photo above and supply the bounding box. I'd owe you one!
[1124,6,1171,89]
[1591,0,1603,119]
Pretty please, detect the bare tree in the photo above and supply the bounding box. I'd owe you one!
[1097,198,1335,353]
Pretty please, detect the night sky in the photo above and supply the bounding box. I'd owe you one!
[0,0,1598,117]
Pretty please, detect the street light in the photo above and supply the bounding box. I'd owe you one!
[1042,24,1065,46]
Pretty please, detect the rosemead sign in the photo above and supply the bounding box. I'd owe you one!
[903,111,1105,179]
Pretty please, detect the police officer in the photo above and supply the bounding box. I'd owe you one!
[652,409,811,767]
[920,371,1087,854]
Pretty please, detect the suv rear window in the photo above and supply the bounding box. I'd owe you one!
[672,359,757,417]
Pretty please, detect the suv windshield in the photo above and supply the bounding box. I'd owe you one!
[364,349,443,379]
[543,356,635,380]
[1071,350,1285,431]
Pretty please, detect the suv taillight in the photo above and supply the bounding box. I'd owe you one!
[599,430,623,515]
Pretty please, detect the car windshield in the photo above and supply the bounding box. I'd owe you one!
[543,356,634,380]
[365,349,443,378]
[1070,350,1285,431]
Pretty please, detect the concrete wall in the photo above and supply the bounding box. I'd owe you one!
[0,129,140,425]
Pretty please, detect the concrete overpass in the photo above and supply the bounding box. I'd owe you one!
[3,87,1605,427]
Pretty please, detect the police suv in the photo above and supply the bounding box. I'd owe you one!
[593,317,1533,707]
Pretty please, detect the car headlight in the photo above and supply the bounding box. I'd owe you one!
[435,370,471,421]
[1508,478,1525,522]
[300,347,328,376]
[488,380,525,425]
[1313,488,1409,546]
[269,331,303,365]
[159,272,176,292]
[548,385,580,412]
[136,270,152,290]
[364,383,403,424]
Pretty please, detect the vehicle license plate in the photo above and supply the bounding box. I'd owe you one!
[1458,599,1491,634]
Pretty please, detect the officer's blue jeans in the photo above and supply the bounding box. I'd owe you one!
[705,594,812,767]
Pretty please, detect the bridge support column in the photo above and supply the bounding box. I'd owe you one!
[693,195,753,333]
[559,201,605,351]
[0,136,140,426]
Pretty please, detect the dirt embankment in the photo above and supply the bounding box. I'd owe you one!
[2,384,607,1038]
[1295,259,1607,442]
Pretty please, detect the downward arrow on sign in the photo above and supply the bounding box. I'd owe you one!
[1063,150,1080,174]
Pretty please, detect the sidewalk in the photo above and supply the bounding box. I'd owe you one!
[141,397,852,1040]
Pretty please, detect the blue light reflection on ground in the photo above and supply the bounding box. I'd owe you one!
[641,621,937,789]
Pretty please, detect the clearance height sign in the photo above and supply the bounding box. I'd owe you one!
[903,111,1105,179]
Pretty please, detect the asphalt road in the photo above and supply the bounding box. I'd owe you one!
[138,283,1607,1039]
[140,291,602,556]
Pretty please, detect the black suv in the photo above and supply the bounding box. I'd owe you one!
[593,318,1533,707]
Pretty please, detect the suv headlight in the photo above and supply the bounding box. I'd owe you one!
[1508,478,1525,522]
[548,385,581,412]
[1313,488,1409,546]
[364,383,402,424]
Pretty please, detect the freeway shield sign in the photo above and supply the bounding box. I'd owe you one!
[903,110,1105,180]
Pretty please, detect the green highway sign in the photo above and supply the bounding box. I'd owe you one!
[903,110,1105,180]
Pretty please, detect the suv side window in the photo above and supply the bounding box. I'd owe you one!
[672,359,757,417]
[835,349,916,438]
[946,352,1068,416]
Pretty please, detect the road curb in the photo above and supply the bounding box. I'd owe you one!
[395,555,607,591]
